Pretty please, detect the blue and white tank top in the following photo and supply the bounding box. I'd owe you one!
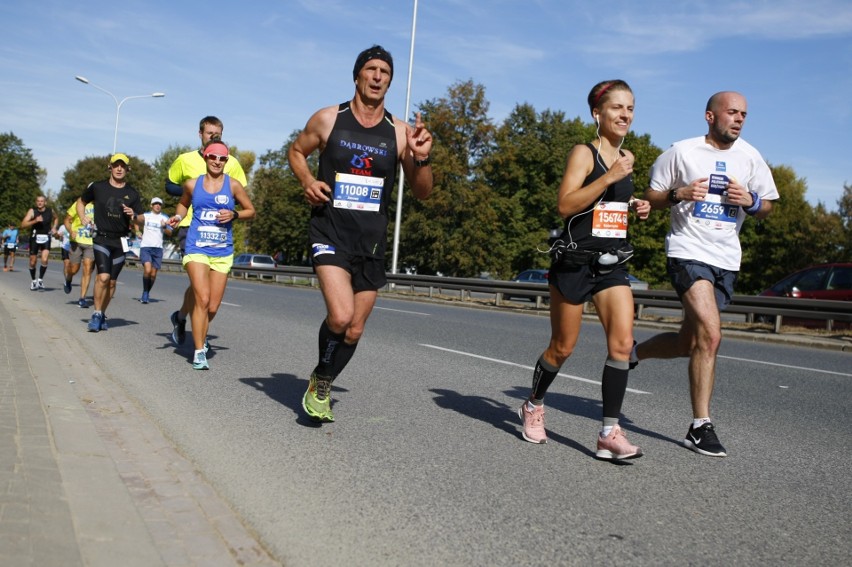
[185,175,234,257]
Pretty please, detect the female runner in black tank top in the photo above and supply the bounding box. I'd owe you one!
[517,80,652,460]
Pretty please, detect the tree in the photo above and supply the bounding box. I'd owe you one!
[397,80,513,277]
[0,132,43,226]
[482,105,584,274]
[619,131,667,288]
[838,183,852,259]
[247,134,312,263]
[734,164,850,293]
[56,155,156,216]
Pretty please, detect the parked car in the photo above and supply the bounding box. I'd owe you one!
[505,269,549,302]
[233,254,277,269]
[759,263,852,301]
[757,263,852,328]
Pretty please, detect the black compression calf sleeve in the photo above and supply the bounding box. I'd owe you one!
[315,319,346,379]
[601,358,629,419]
[531,355,560,401]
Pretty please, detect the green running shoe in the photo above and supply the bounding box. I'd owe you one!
[302,373,334,422]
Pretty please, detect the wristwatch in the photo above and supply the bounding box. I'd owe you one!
[668,188,682,204]
[413,155,431,167]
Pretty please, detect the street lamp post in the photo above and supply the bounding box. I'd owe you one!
[390,0,419,275]
[75,76,165,155]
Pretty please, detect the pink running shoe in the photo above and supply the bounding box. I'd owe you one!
[595,424,642,460]
[518,402,547,444]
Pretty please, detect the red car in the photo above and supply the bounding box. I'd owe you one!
[759,263,852,301]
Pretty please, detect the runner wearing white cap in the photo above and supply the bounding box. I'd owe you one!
[138,196,172,304]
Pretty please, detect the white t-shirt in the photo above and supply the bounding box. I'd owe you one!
[140,211,170,248]
[649,136,779,271]
[57,225,71,250]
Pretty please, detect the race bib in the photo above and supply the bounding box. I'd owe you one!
[332,173,383,212]
[5,243,15,249]
[592,201,628,238]
[35,234,49,244]
[196,226,227,248]
[691,173,738,229]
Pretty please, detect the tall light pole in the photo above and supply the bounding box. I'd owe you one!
[390,0,419,275]
[75,76,165,155]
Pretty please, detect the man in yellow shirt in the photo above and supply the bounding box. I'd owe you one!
[165,116,247,345]
[63,201,95,307]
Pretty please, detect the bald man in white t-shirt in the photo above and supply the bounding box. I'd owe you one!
[635,91,779,458]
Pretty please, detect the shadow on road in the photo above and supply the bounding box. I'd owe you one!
[429,386,679,461]
[240,373,350,428]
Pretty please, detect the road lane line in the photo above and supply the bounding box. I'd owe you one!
[221,301,241,307]
[719,355,852,377]
[375,306,431,316]
[421,344,651,394]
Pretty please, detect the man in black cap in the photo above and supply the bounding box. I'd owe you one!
[288,44,434,423]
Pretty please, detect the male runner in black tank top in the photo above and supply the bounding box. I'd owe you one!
[288,45,434,423]
[20,195,58,290]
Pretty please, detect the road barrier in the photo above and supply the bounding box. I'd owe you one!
[150,260,852,334]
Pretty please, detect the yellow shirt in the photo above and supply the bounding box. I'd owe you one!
[168,150,248,228]
[66,202,95,246]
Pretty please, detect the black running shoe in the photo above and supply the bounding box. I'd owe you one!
[170,311,186,346]
[683,423,727,457]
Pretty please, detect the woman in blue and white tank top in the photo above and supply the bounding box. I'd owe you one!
[168,141,255,370]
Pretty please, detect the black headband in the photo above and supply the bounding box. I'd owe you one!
[353,45,394,82]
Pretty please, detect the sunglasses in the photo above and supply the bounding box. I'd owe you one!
[206,154,228,163]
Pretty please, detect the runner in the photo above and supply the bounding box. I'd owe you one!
[21,195,58,290]
[2,222,19,272]
[63,201,96,308]
[517,80,650,460]
[165,116,247,346]
[76,153,145,332]
[288,45,434,422]
[634,91,779,457]
[138,197,172,304]
[167,141,255,370]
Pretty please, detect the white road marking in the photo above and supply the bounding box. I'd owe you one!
[719,355,852,377]
[421,344,651,394]
[221,301,241,307]
[375,306,431,316]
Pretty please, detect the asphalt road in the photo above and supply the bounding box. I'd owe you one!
[6,266,851,566]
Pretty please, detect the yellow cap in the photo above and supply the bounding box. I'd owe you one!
[110,153,130,165]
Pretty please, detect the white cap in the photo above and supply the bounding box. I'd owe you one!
[151,197,164,205]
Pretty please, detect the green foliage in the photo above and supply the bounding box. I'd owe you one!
[735,164,850,293]
[0,132,43,226]
[397,80,518,277]
[73,82,839,288]
[839,184,852,259]
[138,144,192,209]
[245,133,312,263]
[56,154,156,213]
[482,106,584,274]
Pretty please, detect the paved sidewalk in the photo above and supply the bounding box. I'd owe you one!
[0,291,280,566]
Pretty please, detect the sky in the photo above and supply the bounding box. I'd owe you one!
[1,0,851,209]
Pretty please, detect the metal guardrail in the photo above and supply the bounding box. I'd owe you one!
[153,260,852,334]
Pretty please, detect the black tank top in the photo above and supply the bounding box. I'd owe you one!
[558,143,634,252]
[30,207,53,237]
[309,101,398,258]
